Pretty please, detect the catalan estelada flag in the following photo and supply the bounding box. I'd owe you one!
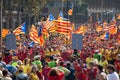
[13,23,26,35]
[45,13,55,30]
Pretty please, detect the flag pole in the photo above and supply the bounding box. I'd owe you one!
[1,0,3,46]
[62,0,64,13]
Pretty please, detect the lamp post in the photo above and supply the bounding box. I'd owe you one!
[1,0,3,45]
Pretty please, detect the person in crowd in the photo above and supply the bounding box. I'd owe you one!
[16,69,28,80]
[96,65,107,80]
[28,65,39,80]
[3,50,12,64]
[23,58,31,75]
[42,62,51,80]
[114,54,120,74]
[65,62,75,80]
[1,69,12,80]
[93,50,102,62]
[107,64,119,80]
[33,54,42,72]
[99,56,108,71]
[74,59,88,80]
[86,54,95,65]
[48,56,57,68]
[56,61,70,76]
[0,56,6,68]
[87,62,97,80]
[48,68,64,80]
[0,64,3,78]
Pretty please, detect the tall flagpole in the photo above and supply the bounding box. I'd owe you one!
[1,0,3,45]
[62,0,64,13]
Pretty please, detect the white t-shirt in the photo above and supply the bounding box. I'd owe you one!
[101,72,107,79]
[107,72,119,80]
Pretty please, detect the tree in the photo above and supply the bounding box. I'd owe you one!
[24,0,49,17]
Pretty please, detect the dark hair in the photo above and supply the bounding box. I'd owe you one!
[107,64,116,71]
[50,56,54,60]
[24,58,27,65]
[59,61,64,66]
[19,70,23,73]
[2,70,8,76]
[97,65,103,72]
[49,69,59,76]
[66,63,71,69]
[0,57,2,61]
[89,62,94,66]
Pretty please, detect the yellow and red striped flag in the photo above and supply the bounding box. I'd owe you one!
[39,35,44,46]
[42,28,49,38]
[103,21,107,27]
[54,20,72,34]
[45,14,55,30]
[48,25,57,33]
[2,29,9,38]
[96,25,102,32]
[109,27,117,34]
[29,25,39,43]
[13,23,26,35]
[73,25,85,34]
[117,14,120,19]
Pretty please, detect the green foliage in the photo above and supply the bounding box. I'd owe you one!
[2,0,49,17]
[25,0,49,17]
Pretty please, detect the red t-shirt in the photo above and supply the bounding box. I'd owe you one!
[87,67,97,80]
[114,60,120,70]
[75,65,87,80]
[48,72,64,80]
[17,52,27,61]
[42,67,51,80]
[3,55,12,64]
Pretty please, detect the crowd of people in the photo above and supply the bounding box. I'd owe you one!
[0,21,120,80]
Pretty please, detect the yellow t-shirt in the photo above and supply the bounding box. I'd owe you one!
[45,50,51,56]
[99,60,108,69]
[52,50,60,55]
[23,64,31,74]
[86,57,94,65]
[29,73,39,80]
[104,49,112,61]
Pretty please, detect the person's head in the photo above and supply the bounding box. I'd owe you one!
[74,49,78,54]
[24,58,30,65]
[97,65,103,73]
[88,54,92,58]
[44,62,49,67]
[59,61,64,67]
[19,69,23,73]
[49,69,59,76]
[89,62,94,68]
[17,60,23,66]
[50,56,54,61]
[95,50,99,54]
[2,70,8,77]
[66,62,71,68]
[31,65,38,73]
[117,54,120,60]
[101,56,106,61]
[107,64,116,74]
